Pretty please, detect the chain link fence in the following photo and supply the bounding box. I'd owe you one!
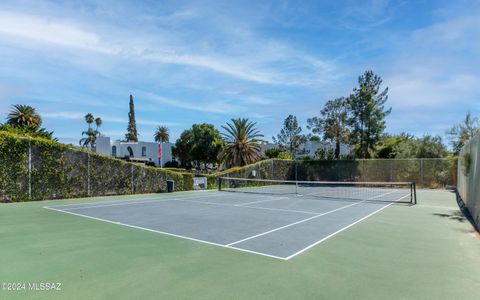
[220,158,456,188]
[0,134,193,202]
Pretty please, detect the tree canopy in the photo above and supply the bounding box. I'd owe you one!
[172,123,224,169]
[154,126,170,143]
[375,134,448,158]
[172,129,194,168]
[2,104,54,139]
[447,112,480,154]
[79,113,102,149]
[348,70,391,158]
[273,115,305,156]
[191,124,224,168]
[307,97,349,159]
[218,118,264,168]
[264,147,292,159]
[125,95,138,142]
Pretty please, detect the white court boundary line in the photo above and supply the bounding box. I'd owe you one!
[44,190,409,261]
[58,193,227,211]
[45,190,218,207]
[235,197,289,206]
[285,194,410,259]
[173,198,319,215]
[43,206,288,261]
[226,200,365,247]
[226,190,399,247]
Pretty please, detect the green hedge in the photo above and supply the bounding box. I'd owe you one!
[0,131,193,202]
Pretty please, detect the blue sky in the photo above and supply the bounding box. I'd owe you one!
[0,0,479,145]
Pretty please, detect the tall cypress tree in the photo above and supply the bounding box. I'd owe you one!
[125,94,138,142]
[348,71,391,158]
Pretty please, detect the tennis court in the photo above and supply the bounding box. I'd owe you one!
[45,178,415,260]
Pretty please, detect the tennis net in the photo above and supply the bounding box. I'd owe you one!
[218,177,416,204]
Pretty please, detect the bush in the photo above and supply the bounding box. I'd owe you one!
[264,147,291,159]
[277,151,292,159]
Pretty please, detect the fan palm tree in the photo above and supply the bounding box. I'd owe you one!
[218,118,264,168]
[154,126,170,143]
[79,128,100,149]
[94,117,102,129]
[80,114,102,149]
[84,113,94,129]
[7,104,42,128]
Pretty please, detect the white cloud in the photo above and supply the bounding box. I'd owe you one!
[138,91,243,114]
[42,112,85,120]
[411,16,480,50]
[0,10,337,86]
[0,12,118,54]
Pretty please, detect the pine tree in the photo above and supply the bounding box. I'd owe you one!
[273,115,306,156]
[348,71,391,158]
[307,98,349,159]
[125,95,138,142]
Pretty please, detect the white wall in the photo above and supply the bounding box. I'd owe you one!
[457,133,480,228]
[95,137,175,167]
[262,141,350,158]
[96,136,111,156]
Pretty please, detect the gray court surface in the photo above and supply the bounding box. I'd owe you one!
[45,188,411,260]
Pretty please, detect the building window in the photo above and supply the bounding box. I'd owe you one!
[127,146,134,157]
[142,146,147,157]
[112,146,117,157]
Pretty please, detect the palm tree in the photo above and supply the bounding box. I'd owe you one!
[7,104,42,128]
[218,118,264,168]
[80,114,102,149]
[154,126,170,143]
[79,129,94,148]
[94,117,102,130]
[84,113,94,129]
[79,128,100,149]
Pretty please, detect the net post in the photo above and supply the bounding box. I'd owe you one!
[410,183,413,204]
[413,182,417,204]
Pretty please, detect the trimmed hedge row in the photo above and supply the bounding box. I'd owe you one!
[0,132,193,202]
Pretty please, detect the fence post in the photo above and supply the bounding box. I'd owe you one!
[420,159,424,188]
[270,159,274,179]
[19,137,32,200]
[28,137,32,200]
[131,164,134,194]
[295,160,298,194]
[389,159,393,182]
[87,153,90,196]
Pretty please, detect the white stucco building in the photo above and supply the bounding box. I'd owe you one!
[296,140,349,158]
[262,140,349,159]
[95,136,175,167]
